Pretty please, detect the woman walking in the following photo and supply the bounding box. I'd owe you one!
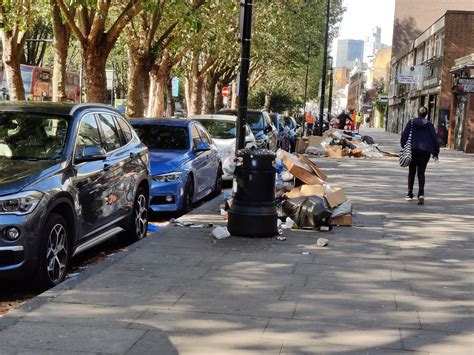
[400,107,439,205]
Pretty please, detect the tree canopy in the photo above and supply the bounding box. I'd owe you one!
[0,0,345,114]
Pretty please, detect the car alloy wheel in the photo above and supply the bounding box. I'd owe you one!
[134,193,148,239]
[46,223,69,284]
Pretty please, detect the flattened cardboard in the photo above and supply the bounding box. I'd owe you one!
[284,186,302,198]
[298,155,328,181]
[351,147,363,157]
[325,145,343,158]
[324,186,348,208]
[300,184,325,197]
[295,137,309,153]
[330,214,352,226]
[277,149,324,185]
[308,136,324,148]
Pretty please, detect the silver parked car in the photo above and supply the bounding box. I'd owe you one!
[190,114,256,180]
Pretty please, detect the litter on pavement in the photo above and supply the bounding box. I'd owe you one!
[276,149,353,229]
[317,238,329,247]
[294,128,398,159]
[212,226,231,239]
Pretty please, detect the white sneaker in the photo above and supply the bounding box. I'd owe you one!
[417,196,425,205]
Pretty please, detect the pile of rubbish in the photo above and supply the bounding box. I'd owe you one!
[295,128,398,158]
[274,149,353,230]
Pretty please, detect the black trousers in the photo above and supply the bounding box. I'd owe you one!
[408,149,431,197]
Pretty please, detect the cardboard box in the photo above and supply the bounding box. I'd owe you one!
[308,136,324,148]
[298,155,328,181]
[295,137,309,153]
[330,214,352,226]
[324,186,347,208]
[284,186,302,198]
[351,147,363,157]
[300,184,325,197]
[277,149,324,185]
[325,145,343,158]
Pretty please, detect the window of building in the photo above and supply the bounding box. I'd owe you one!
[435,32,444,57]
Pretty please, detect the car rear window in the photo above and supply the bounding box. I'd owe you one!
[0,112,69,160]
[133,124,189,150]
[196,119,236,139]
[246,112,264,130]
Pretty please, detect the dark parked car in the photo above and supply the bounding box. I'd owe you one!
[0,102,150,288]
[130,119,222,214]
[218,109,278,151]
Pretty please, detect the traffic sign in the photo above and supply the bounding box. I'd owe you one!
[222,87,230,97]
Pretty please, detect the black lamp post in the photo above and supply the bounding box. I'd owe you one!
[328,56,334,117]
[318,0,330,136]
[236,0,253,150]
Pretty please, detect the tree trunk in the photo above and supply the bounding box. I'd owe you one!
[147,66,166,117]
[51,4,70,103]
[127,49,153,117]
[231,80,238,109]
[184,77,192,115]
[215,80,224,111]
[52,33,69,102]
[146,52,171,118]
[203,72,218,114]
[166,77,175,117]
[189,55,203,115]
[264,93,272,111]
[82,45,109,103]
[1,35,25,101]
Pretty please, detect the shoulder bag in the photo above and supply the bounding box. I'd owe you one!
[399,119,413,167]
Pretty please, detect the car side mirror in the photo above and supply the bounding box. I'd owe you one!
[194,141,211,152]
[76,146,107,163]
[264,126,272,133]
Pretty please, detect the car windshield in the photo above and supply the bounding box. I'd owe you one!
[247,112,264,131]
[284,117,295,129]
[197,119,236,139]
[0,112,69,160]
[133,124,189,150]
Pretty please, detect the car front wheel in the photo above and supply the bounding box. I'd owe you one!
[35,213,70,290]
[128,187,149,242]
[181,177,194,214]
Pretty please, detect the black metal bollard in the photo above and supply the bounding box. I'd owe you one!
[227,148,278,237]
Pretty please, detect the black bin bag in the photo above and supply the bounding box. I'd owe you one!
[281,196,332,229]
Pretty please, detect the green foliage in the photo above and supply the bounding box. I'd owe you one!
[249,90,302,113]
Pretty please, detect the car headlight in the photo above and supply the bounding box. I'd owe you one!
[0,191,44,215]
[153,172,182,183]
[255,139,265,146]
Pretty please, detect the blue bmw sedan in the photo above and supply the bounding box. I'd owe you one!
[130,119,222,213]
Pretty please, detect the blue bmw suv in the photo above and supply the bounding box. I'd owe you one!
[0,102,150,289]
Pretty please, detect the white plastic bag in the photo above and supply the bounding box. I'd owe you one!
[212,226,230,239]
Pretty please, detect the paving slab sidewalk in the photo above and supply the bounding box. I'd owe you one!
[0,128,472,355]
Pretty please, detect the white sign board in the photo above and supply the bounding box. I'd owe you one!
[398,74,416,84]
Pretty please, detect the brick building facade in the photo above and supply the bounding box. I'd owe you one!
[391,0,474,58]
[387,11,474,151]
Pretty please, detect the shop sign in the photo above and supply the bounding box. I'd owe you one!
[398,74,416,84]
[457,78,474,93]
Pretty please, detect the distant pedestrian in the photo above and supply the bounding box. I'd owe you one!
[355,112,362,132]
[400,106,440,205]
[337,110,351,129]
[305,111,316,135]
